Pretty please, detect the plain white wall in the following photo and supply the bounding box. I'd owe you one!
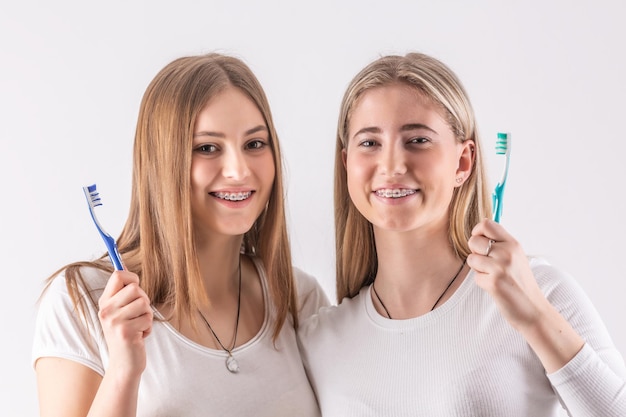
[2,0,625,415]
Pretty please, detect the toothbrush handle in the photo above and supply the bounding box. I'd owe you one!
[100,233,124,271]
[492,183,504,223]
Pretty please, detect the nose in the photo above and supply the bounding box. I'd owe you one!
[222,147,250,180]
[378,143,407,176]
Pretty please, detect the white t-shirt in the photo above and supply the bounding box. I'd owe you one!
[298,258,626,417]
[33,258,329,417]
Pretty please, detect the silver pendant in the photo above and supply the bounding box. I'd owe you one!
[226,355,239,373]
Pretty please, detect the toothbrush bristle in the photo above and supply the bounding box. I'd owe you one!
[495,132,509,155]
[83,184,102,207]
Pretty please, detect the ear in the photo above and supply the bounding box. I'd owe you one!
[341,148,347,169]
[455,140,474,187]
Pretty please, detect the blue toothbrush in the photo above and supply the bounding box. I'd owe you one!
[83,184,124,270]
[492,132,511,223]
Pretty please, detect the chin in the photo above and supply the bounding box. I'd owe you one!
[226,223,257,237]
[371,216,421,233]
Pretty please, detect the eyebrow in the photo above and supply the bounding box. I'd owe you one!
[194,124,268,138]
[352,123,438,139]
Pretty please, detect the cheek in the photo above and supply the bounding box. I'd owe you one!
[419,154,455,179]
[346,154,371,184]
[190,162,202,191]
[264,154,276,182]
[190,159,216,192]
[345,154,372,201]
[252,154,276,189]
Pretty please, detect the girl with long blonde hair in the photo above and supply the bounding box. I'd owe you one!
[33,53,328,417]
[298,52,625,416]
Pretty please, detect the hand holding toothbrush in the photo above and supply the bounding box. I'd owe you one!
[85,270,153,415]
[83,184,153,387]
[98,270,153,377]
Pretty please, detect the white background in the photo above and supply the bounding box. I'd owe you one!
[2,0,625,415]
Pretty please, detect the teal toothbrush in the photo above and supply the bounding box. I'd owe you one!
[492,132,511,223]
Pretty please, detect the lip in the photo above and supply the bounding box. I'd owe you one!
[209,189,256,206]
[372,185,418,203]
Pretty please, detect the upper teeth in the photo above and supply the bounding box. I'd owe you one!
[213,191,252,201]
[375,189,416,198]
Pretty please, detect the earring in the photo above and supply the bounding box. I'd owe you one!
[456,177,463,184]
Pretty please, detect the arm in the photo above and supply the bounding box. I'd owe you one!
[468,219,585,370]
[36,355,142,417]
[36,358,101,417]
[467,219,626,416]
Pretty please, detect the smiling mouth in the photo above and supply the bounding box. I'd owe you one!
[210,191,253,201]
[375,188,417,198]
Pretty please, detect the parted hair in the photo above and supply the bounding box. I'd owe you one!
[334,52,492,302]
[44,53,298,340]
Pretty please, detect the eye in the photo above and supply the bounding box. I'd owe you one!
[194,143,219,154]
[407,136,430,145]
[245,139,268,151]
[358,139,378,148]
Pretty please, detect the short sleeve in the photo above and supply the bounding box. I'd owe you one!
[32,270,108,376]
[293,267,330,322]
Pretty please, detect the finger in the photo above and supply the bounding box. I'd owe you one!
[466,252,491,274]
[99,272,124,302]
[468,234,497,257]
[119,302,153,335]
[99,284,150,322]
[470,218,490,238]
[142,325,153,339]
[100,296,153,338]
[471,217,506,241]
[106,312,153,342]
[484,238,496,256]
[100,271,140,300]
[119,293,153,321]
[111,282,148,307]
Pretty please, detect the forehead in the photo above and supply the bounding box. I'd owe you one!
[194,87,266,131]
[200,87,261,115]
[348,83,447,133]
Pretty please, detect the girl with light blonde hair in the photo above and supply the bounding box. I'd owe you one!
[298,52,626,416]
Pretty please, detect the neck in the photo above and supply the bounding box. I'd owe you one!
[372,227,466,318]
[195,234,243,299]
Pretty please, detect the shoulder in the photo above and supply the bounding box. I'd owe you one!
[36,266,110,331]
[528,256,608,331]
[292,267,324,297]
[298,288,365,340]
[293,267,331,321]
[42,265,109,304]
[528,257,587,302]
[297,292,366,365]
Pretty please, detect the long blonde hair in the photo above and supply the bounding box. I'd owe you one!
[45,53,297,340]
[334,52,492,302]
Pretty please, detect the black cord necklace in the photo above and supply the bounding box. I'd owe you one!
[372,260,466,319]
[198,257,242,373]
